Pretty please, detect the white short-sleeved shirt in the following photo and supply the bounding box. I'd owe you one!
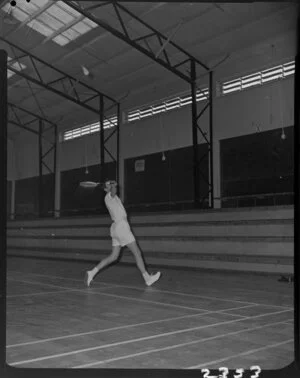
[104,192,127,223]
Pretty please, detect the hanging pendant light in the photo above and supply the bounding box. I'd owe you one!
[281,128,286,140]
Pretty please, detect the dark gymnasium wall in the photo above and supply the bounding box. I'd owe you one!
[10,125,294,218]
[221,125,294,207]
[124,144,209,210]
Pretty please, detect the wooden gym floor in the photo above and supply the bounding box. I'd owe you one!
[6,256,294,370]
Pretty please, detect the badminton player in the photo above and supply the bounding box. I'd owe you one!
[85,180,161,287]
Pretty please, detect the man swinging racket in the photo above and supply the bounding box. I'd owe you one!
[84,180,161,287]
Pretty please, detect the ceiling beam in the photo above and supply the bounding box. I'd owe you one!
[8,119,38,135]
[56,2,167,64]
[8,103,57,127]
[0,36,118,116]
[62,1,209,84]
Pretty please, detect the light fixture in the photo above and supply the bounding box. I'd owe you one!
[82,65,90,76]
[162,152,166,161]
[81,65,94,79]
[281,128,286,140]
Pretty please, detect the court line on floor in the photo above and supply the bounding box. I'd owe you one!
[7,304,255,348]
[98,283,293,310]
[7,288,86,298]
[6,277,241,313]
[9,270,293,310]
[186,338,293,369]
[72,320,293,368]
[9,308,292,366]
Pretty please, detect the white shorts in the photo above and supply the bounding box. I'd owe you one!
[110,219,135,247]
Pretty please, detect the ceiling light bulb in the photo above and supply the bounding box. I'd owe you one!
[82,65,90,76]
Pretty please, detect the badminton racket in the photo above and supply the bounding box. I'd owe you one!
[79,181,101,188]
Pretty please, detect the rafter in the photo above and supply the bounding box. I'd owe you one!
[0,36,117,116]
[62,1,209,84]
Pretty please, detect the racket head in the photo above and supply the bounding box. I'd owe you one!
[79,181,99,188]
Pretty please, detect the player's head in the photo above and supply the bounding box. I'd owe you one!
[103,179,117,192]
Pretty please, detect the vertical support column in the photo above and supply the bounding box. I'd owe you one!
[116,103,120,183]
[190,60,199,207]
[53,124,57,217]
[38,119,43,217]
[293,12,299,359]
[54,127,61,218]
[99,95,105,183]
[0,48,8,368]
[10,180,15,220]
[209,71,214,209]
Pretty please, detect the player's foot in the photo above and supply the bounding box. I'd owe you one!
[145,272,161,286]
[84,271,93,287]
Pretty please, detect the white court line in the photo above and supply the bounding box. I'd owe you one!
[187,339,294,369]
[7,289,82,298]
[7,304,255,348]
[9,270,293,310]
[72,320,294,368]
[100,283,293,310]
[9,308,292,366]
[7,278,225,312]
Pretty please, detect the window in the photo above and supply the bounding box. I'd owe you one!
[127,87,209,123]
[7,56,26,79]
[2,0,97,46]
[63,116,118,141]
[222,61,295,95]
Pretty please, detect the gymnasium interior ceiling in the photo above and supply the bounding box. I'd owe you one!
[0,1,297,139]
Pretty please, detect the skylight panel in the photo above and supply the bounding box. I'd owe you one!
[83,18,98,28]
[57,1,82,18]
[37,12,65,30]
[72,20,93,34]
[7,56,26,79]
[27,20,54,37]
[61,28,81,41]
[1,0,97,47]
[52,35,70,46]
[47,3,77,24]
[16,0,40,13]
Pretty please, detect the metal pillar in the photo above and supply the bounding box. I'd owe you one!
[209,71,214,208]
[38,120,43,217]
[10,180,15,220]
[190,61,214,208]
[190,60,200,207]
[100,95,105,183]
[0,48,8,369]
[38,120,57,217]
[293,27,299,360]
[97,98,120,186]
[116,103,121,183]
[9,104,58,218]
[54,127,60,218]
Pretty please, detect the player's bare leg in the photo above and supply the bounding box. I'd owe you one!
[85,245,121,287]
[126,241,161,286]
